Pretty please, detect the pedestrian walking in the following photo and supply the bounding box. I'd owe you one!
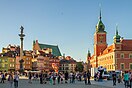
[124,71,129,88]
[87,70,91,85]
[8,72,13,88]
[39,71,43,84]
[72,72,75,83]
[1,72,5,83]
[60,73,64,84]
[65,71,68,83]
[69,71,73,83]
[79,73,82,81]
[52,72,56,85]
[112,71,117,86]
[49,74,53,85]
[83,72,87,85]
[33,73,37,81]
[28,72,32,83]
[118,74,122,83]
[14,72,19,88]
[130,72,132,88]
[57,73,61,84]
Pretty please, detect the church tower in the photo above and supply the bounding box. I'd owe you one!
[113,26,121,43]
[87,50,91,63]
[94,9,107,57]
[113,25,122,50]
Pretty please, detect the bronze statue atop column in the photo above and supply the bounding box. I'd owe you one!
[19,26,25,73]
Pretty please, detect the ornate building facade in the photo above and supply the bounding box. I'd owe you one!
[32,40,61,72]
[59,56,76,73]
[89,10,132,72]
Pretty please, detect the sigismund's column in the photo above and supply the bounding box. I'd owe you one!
[19,26,25,73]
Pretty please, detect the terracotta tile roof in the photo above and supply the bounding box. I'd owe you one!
[99,45,114,56]
[121,39,132,50]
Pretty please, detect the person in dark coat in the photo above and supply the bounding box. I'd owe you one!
[57,73,61,84]
[39,71,43,84]
[87,70,91,85]
[83,72,87,85]
[112,71,117,86]
[28,72,32,83]
[1,72,5,83]
[72,72,75,83]
[65,71,68,83]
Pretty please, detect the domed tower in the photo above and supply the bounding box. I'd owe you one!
[94,9,107,57]
[113,26,121,43]
[113,25,122,50]
[96,11,105,33]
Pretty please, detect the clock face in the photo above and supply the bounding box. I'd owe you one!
[99,36,104,40]
[99,35,104,43]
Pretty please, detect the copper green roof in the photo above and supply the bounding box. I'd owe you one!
[38,43,61,56]
[96,9,106,33]
[113,25,121,43]
[113,27,121,39]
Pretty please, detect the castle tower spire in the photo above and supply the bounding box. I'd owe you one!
[99,5,102,20]
[94,6,107,59]
[96,7,105,33]
[116,25,118,35]
[113,25,121,43]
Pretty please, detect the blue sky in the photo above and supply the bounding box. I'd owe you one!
[0,0,132,61]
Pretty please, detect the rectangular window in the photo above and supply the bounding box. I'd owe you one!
[120,63,124,69]
[129,54,132,59]
[12,64,14,67]
[112,65,113,69]
[5,64,8,68]
[5,59,8,62]
[12,59,14,62]
[10,64,12,67]
[65,67,69,70]
[26,62,28,64]
[130,64,132,70]
[65,64,68,66]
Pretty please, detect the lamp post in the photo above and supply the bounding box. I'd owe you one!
[19,26,25,73]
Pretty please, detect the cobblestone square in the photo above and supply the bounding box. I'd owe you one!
[0,79,119,88]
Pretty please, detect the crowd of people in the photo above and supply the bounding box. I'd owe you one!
[0,70,92,88]
[93,69,132,87]
[0,71,19,88]
[27,71,91,85]
[112,71,132,88]
[1,70,132,88]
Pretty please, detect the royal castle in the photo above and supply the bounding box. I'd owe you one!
[88,10,132,72]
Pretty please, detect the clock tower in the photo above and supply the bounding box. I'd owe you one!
[94,9,107,57]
